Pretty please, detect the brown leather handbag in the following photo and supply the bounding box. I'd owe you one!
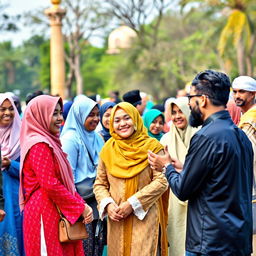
[56,206,88,242]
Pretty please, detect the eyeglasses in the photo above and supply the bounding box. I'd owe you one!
[187,94,203,102]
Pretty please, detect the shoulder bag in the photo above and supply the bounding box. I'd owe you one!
[56,205,88,242]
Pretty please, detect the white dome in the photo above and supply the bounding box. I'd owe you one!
[107,25,137,54]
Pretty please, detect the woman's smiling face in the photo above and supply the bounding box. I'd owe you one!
[113,108,135,138]
[102,107,113,130]
[149,115,164,135]
[171,104,187,129]
[0,99,15,127]
[49,103,63,135]
[84,106,100,131]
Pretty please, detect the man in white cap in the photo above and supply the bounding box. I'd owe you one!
[232,75,256,254]
[232,75,256,157]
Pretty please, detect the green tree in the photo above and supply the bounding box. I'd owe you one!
[39,40,51,92]
[0,36,50,99]
[107,8,221,99]
[0,1,20,32]
[0,42,18,92]
[80,44,120,97]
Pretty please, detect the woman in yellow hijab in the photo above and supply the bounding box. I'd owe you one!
[94,102,169,256]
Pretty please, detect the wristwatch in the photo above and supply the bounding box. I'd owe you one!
[164,163,171,169]
[162,163,171,174]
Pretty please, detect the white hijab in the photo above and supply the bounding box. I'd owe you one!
[160,97,198,163]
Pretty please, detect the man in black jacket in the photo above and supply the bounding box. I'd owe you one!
[148,70,253,256]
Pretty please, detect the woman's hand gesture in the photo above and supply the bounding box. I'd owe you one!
[82,204,93,224]
[116,201,133,219]
[1,157,10,169]
[106,203,123,222]
[0,209,5,222]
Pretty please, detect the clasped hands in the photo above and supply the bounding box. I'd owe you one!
[106,201,133,222]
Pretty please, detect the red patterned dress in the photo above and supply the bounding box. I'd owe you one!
[22,143,85,256]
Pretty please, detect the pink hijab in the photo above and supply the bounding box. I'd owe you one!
[0,93,21,165]
[19,95,75,210]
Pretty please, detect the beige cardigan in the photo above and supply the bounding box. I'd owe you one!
[94,153,168,256]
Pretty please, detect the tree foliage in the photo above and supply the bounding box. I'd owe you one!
[2,0,256,101]
[0,36,50,99]
[0,2,20,32]
[180,0,256,76]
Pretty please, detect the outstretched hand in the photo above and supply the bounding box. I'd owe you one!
[148,145,172,171]
[148,145,183,172]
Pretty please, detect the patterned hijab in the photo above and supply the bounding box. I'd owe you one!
[19,95,75,210]
[99,101,116,142]
[143,109,165,141]
[0,93,21,163]
[61,95,104,165]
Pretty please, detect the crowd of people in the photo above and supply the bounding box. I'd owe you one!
[0,69,255,256]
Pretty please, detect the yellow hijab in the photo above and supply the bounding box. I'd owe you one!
[100,102,163,179]
[100,102,163,256]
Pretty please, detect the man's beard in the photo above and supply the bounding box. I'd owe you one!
[189,101,203,127]
[234,98,246,107]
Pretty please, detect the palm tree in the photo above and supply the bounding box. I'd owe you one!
[180,0,256,76]
[218,0,255,76]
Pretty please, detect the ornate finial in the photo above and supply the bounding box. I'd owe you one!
[51,0,61,5]
[45,0,66,26]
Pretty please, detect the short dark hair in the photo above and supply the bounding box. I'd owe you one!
[191,70,231,106]
[26,90,44,105]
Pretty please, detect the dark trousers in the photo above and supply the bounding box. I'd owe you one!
[83,219,107,256]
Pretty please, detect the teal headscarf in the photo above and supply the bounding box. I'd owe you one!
[143,109,165,141]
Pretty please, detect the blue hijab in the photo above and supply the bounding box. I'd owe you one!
[99,101,116,142]
[61,95,103,165]
[63,101,73,120]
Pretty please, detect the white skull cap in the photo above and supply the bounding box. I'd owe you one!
[232,76,256,92]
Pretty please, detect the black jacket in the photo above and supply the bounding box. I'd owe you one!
[166,110,253,256]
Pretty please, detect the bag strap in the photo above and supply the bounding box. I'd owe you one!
[83,142,97,168]
[56,205,63,218]
[87,148,96,168]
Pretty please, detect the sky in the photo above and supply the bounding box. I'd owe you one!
[3,0,107,47]
[3,0,106,47]
[2,0,50,46]
[7,0,44,13]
